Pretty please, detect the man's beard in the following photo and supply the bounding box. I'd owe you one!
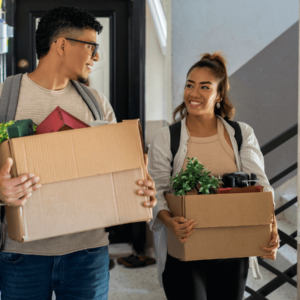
[77,76,88,84]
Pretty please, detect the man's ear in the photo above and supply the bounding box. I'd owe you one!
[55,38,67,57]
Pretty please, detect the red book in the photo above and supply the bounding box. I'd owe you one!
[217,186,263,194]
[36,106,90,134]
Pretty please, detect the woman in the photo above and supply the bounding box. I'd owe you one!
[147,52,279,300]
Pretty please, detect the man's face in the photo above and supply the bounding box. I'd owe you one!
[63,29,99,83]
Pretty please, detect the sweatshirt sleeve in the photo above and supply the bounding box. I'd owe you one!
[147,127,173,232]
[238,122,275,206]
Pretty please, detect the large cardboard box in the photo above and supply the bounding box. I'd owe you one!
[0,120,152,242]
[165,192,273,261]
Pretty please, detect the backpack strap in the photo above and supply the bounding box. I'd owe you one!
[0,74,23,123]
[71,81,104,121]
[169,121,181,169]
[224,117,243,154]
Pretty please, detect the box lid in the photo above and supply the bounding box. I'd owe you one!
[184,193,273,228]
[9,120,145,185]
[165,192,273,228]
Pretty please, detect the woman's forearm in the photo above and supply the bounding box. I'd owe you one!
[157,210,172,227]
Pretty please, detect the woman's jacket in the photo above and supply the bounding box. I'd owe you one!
[147,115,275,286]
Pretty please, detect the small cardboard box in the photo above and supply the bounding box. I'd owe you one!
[165,192,273,261]
[0,120,152,242]
[7,119,35,139]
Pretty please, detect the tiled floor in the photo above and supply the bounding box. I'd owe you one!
[108,260,166,300]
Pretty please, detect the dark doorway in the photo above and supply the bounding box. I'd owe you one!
[6,0,146,252]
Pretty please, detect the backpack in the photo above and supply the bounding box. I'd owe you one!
[0,74,105,250]
[169,117,243,169]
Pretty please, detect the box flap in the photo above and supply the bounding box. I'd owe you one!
[9,120,145,184]
[184,192,273,228]
[165,193,184,217]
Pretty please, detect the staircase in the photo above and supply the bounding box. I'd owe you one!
[244,176,298,300]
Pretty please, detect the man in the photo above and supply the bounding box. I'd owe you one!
[0,7,156,300]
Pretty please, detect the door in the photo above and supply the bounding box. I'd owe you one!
[6,0,146,251]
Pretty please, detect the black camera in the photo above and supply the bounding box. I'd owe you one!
[222,172,258,188]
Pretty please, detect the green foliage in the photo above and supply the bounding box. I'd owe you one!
[170,157,222,196]
[0,120,15,143]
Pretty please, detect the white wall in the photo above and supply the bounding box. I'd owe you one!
[172,0,299,109]
[145,3,166,122]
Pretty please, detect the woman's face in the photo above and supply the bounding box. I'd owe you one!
[184,67,220,117]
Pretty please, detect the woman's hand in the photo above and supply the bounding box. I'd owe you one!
[158,210,197,244]
[166,216,197,243]
[260,216,280,260]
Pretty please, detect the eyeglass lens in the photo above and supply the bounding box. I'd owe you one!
[92,44,99,58]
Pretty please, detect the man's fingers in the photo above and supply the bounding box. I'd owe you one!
[5,193,32,207]
[0,158,13,178]
[138,188,156,197]
[7,177,40,195]
[138,180,154,189]
[143,196,157,208]
[2,173,36,189]
[144,153,148,169]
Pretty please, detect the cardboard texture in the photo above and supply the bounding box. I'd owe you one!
[36,106,90,134]
[0,120,152,242]
[165,192,273,261]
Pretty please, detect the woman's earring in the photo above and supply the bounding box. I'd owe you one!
[216,102,221,109]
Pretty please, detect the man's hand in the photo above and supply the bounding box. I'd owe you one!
[137,154,157,208]
[0,158,42,207]
[260,216,279,260]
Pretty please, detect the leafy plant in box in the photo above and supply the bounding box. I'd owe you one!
[170,157,222,196]
[0,120,15,143]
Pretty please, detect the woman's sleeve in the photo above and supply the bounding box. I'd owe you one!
[147,127,173,232]
[239,122,275,205]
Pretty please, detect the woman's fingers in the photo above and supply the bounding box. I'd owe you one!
[180,221,197,234]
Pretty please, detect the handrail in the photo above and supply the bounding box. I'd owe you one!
[260,124,297,156]
[269,163,297,185]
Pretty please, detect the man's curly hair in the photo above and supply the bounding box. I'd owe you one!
[36,7,103,59]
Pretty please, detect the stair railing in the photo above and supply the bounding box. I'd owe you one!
[245,123,298,300]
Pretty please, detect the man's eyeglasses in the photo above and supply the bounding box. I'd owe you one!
[64,38,99,58]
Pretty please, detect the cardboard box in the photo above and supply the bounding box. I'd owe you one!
[165,192,273,261]
[0,120,152,242]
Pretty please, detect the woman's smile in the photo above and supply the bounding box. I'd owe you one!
[189,100,203,108]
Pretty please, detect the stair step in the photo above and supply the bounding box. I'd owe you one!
[280,195,297,227]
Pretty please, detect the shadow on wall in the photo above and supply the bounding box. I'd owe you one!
[229,21,299,189]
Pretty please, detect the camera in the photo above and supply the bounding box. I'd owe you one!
[222,172,258,188]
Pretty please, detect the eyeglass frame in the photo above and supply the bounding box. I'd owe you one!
[55,38,99,58]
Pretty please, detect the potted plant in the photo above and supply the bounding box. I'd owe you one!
[170,157,222,196]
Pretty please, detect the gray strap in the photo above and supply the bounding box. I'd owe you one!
[0,74,23,123]
[6,74,23,121]
[71,81,103,120]
[0,76,14,123]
